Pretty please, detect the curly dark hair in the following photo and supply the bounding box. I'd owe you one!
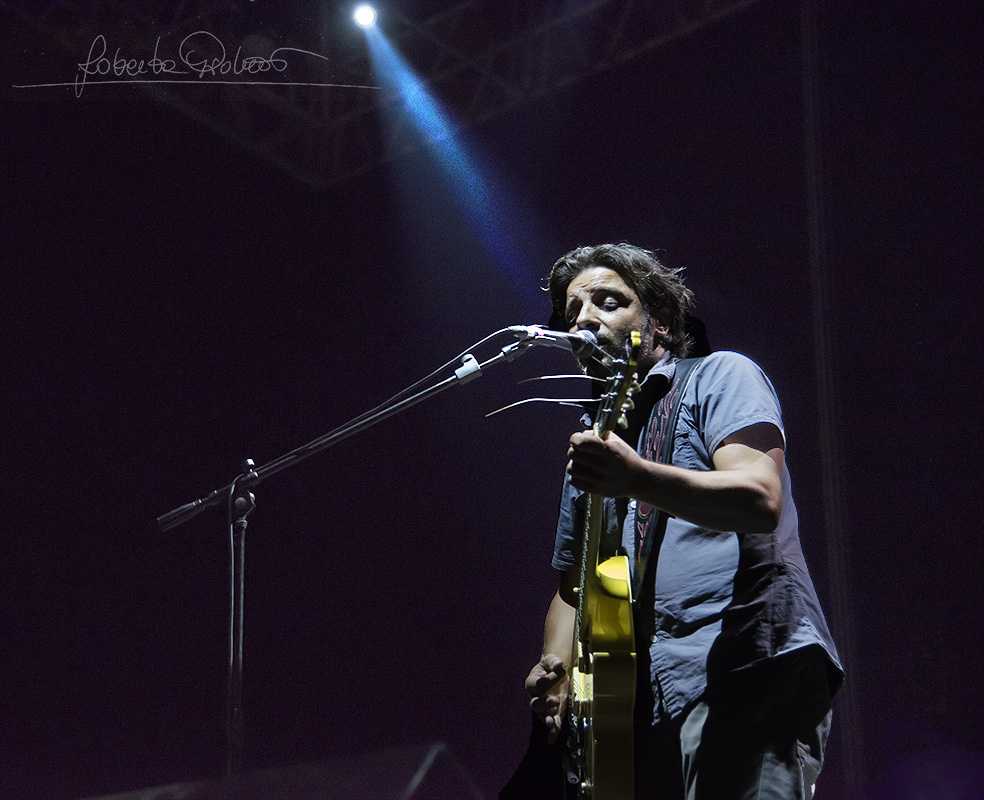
[546,243,695,358]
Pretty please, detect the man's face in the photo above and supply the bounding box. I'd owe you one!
[563,266,667,377]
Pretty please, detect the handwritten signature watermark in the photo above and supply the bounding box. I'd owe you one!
[13,31,379,98]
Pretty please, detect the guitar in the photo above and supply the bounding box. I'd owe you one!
[567,332,641,799]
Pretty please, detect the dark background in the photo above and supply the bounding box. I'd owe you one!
[2,1,981,798]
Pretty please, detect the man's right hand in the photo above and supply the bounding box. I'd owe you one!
[525,653,570,744]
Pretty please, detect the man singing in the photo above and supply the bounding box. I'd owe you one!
[523,243,843,799]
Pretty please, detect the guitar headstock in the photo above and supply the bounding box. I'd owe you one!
[592,331,641,438]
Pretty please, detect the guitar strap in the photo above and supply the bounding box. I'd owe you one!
[631,356,704,601]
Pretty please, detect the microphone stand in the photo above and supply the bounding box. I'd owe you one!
[157,333,543,777]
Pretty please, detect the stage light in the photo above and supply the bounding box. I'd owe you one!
[353,5,377,28]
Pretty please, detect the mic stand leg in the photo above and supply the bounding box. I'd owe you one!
[227,461,256,777]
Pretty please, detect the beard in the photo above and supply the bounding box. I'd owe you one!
[580,319,661,380]
[600,329,633,360]
[608,318,660,361]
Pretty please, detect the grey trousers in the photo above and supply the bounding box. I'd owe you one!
[635,646,836,800]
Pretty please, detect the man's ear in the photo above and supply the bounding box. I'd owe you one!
[649,314,670,346]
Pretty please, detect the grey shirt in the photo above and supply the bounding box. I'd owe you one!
[552,351,843,723]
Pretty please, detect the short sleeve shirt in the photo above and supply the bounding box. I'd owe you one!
[552,351,843,723]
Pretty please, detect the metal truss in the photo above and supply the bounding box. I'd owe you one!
[5,0,763,189]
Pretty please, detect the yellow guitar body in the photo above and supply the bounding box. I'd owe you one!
[570,551,636,799]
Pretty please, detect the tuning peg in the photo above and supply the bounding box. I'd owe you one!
[622,397,635,411]
[618,413,629,429]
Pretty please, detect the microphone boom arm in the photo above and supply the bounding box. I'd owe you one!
[157,333,541,532]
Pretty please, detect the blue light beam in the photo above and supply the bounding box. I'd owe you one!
[363,27,537,310]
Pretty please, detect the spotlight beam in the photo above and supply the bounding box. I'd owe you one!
[363,28,537,304]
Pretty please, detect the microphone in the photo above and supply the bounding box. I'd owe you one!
[508,325,602,359]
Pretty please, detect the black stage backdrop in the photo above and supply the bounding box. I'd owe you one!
[2,2,981,798]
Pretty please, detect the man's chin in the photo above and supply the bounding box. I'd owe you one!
[580,350,615,381]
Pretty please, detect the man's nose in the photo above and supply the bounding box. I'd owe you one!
[574,303,601,332]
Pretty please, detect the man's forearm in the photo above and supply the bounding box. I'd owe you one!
[625,451,783,533]
[543,587,577,664]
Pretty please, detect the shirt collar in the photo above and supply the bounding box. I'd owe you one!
[641,350,676,385]
[579,351,677,428]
